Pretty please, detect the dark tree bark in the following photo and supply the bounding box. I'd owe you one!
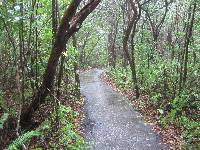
[122,0,141,99]
[20,0,101,128]
[179,2,196,91]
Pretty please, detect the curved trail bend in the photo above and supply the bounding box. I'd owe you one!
[80,69,168,150]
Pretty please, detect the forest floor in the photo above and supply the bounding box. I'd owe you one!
[80,69,169,150]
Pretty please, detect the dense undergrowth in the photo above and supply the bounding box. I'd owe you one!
[1,103,85,150]
[0,83,86,150]
[106,58,199,149]
[1,0,200,149]
[0,90,86,150]
[0,46,86,149]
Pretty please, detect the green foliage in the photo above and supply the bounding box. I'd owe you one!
[64,45,79,70]
[160,89,200,147]
[51,105,86,149]
[151,93,162,102]
[108,65,132,91]
[0,113,9,129]
[6,119,49,149]
[107,38,199,149]
[59,105,85,149]
[0,0,86,149]
[6,104,85,149]
[0,0,199,149]
[32,148,43,150]
[7,130,41,150]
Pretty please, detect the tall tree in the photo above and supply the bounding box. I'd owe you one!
[20,0,101,128]
[122,0,142,99]
[179,2,196,91]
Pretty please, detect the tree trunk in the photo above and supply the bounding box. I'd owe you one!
[130,26,140,99]
[20,0,101,129]
[183,3,196,85]
[179,2,196,92]
[122,0,140,99]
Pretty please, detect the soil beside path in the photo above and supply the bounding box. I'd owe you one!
[80,69,169,150]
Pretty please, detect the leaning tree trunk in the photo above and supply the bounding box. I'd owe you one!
[123,16,139,99]
[122,0,141,99]
[20,0,101,129]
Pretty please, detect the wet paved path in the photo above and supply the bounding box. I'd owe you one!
[80,69,168,150]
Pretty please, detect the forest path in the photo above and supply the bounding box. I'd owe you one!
[80,69,168,150]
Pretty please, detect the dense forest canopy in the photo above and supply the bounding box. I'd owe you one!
[0,0,199,149]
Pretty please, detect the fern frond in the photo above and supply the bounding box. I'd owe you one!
[7,130,41,150]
